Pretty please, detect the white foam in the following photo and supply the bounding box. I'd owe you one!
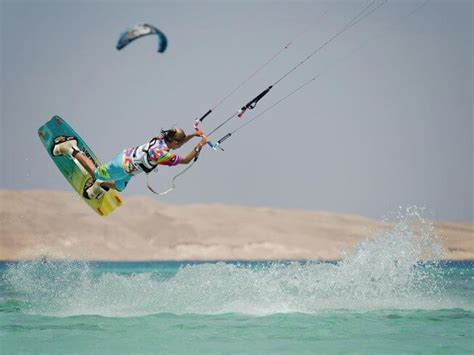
[3,208,471,317]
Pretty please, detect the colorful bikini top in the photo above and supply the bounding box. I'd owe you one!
[122,137,183,175]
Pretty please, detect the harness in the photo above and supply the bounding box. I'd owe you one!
[130,137,160,174]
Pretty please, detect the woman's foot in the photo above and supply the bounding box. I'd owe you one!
[52,136,79,156]
[83,179,108,200]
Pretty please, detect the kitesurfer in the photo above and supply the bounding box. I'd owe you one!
[52,128,208,199]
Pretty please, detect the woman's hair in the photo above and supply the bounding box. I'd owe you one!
[161,128,186,144]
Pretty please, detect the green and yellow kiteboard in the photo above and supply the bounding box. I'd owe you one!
[38,115,123,216]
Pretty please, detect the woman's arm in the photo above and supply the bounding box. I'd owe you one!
[180,132,202,145]
[180,135,209,164]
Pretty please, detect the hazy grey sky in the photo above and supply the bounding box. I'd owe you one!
[1,0,472,221]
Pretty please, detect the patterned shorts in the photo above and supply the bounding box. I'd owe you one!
[94,153,132,191]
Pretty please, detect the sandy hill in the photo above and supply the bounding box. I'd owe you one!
[0,190,472,261]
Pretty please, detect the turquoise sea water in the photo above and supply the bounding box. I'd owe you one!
[1,214,473,354]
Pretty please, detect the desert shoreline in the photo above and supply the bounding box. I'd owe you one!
[1,190,473,261]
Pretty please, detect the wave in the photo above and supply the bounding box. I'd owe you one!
[2,208,472,317]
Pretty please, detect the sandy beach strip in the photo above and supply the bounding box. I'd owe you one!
[0,190,472,261]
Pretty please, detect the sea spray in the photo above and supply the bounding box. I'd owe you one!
[3,208,462,317]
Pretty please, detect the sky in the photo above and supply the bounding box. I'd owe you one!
[1,0,472,222]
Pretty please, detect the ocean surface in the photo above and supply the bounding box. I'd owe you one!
[1,212,473,354]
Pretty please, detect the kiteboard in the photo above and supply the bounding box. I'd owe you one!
[38,115,123,216]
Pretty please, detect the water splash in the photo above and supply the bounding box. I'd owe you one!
[2,208,469,317]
